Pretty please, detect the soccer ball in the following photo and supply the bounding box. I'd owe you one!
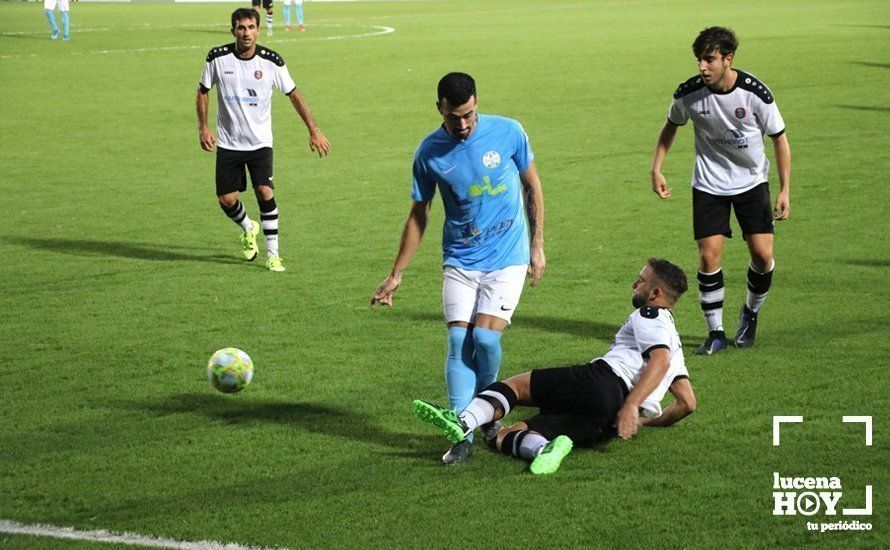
[207,348,254,393]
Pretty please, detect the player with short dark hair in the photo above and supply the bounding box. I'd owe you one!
[413,259,694,474]
[650,26,791,355]
[251,0,275,36]
[196,8,330,271]
[372,72,546,466]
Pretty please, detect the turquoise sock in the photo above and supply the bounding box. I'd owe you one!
[472,328,503,394]
[45,10,59,33]
[445,326,476,441]
[284,6,291,26]
[295,5,303,25]
[61,11,69,37]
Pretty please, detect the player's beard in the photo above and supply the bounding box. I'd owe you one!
[631,291,647,309]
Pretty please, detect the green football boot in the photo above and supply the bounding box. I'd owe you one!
[266,255,285,272]
[412,400,468,444]
[530,435,573,475]
[240,221,260,261]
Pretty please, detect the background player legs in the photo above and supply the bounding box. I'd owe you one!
[45,7,60,40]
[60,2,69,40]
[295,2,304,30]
[695,235,727,354]
[284,1,292,30]
[737,233,775,346]
[265,9,274,36]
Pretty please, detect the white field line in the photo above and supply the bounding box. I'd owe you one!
[0,519,273,549]
[0,24,394,60]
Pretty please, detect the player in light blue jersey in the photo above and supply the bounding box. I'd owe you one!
[371,73,546,465]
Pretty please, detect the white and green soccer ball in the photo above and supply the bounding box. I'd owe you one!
[207,348,254,393]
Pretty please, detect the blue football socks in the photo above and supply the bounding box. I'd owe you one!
[46,10,60,38]
[472,327,503,393]
[444,326,476,440]
[60,11,69,40]
[295,4,304,25]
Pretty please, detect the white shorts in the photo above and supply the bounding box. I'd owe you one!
[283,0,303,5]
[44,0,69,11]
[442,264,528,324]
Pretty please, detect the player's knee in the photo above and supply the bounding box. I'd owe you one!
[698,250,721,272]
[750,251,773,273]
[472,327,501,354]
[254,185,274,201]
[218,194,238,208]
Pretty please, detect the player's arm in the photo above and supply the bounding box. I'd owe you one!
[616,347,671,440]
[371,200,431,308]
[520,162,545,287]
[771,132,791,220]
[640,377,696,428]
[196,87,216,152]
[650,120,680,199]
[286,88,331,157]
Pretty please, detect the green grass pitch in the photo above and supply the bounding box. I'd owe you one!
[1,0,888,547]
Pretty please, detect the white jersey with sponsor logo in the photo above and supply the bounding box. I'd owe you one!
[595,306,685,396]
[667,70,785,196]
[199,44,297,151]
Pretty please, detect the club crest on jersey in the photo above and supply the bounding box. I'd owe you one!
[482,151,501,169]
[735,107,747,119]
[254,70,263,80]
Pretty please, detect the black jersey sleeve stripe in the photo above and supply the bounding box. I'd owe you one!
[198,84,210,94]
[672,374,689,383]
[667,117,686,127]
[642,344,670,359]
[284,86,297,96]
[768,128,786,138]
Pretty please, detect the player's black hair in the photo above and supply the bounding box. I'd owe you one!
[647,258,688,302]
[437,72,477,106]
[692,26,738,59]
[231,8,260,29]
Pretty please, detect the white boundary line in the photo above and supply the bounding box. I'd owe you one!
[0,23,394,60]
[0,519,271,549]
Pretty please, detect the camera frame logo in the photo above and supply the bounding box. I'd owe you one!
[772,416,874,533]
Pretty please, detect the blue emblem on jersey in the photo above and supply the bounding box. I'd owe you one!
[411,114,534,271]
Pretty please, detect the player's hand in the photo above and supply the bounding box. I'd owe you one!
[199,127,216,152]
[528,244,546,287]
[616,403,640,440]
[371,275,401,309]
[774,191,790,221]
[309,128,331,158]
[651,171,672,199]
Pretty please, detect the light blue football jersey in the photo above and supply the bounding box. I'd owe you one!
[412,114,534,271]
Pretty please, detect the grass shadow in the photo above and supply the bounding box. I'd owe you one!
[11,237,245,265]
[852,61,890,70]
[124,392,442,454]
[845,258,890,267]
[836,105,890,113]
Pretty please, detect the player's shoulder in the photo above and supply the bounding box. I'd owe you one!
[205,43,235,62]
[734,70,776,104]
[482,113,524,132]
[256,46,286,67]
[673,75,706,100]
[414,126,447,160]
[635,306,674,324]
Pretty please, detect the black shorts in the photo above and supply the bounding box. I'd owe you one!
[252,0,273,10]
[525,360,629,446]
[215,147,274,197]
[692,182,774,240]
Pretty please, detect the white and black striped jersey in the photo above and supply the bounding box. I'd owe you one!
[596,306,686,396]
[200,44,297,151]
[668,70,785,196]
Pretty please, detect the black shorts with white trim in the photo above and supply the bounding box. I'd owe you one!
[525,360,629,446]
[692,182,774,240]
[215,147,274,196]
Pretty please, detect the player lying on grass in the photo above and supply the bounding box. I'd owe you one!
[413,258,695,474]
